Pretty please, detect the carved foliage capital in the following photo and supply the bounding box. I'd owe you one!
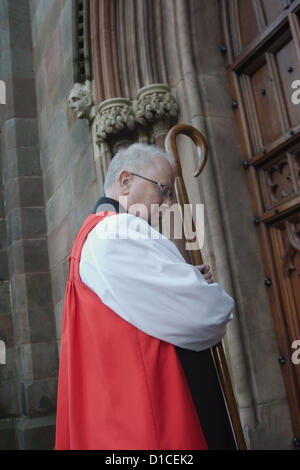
[133,84,178,126]
[93,84,178,144]
[96,98,136,143]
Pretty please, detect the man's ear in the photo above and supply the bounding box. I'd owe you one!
[119,170,132,194]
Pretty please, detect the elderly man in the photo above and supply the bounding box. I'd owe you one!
[55,143,236,450]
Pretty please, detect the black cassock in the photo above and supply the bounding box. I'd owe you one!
[176,347,237,449]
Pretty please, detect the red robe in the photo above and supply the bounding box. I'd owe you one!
[55,211,208,450]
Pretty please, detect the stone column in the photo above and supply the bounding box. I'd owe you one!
[0,0,57,449]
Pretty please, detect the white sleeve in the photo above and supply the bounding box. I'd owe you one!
[79,213,235,352]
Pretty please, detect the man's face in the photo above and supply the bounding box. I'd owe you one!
[118,155,175,225]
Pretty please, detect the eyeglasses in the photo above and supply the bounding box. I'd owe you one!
[130,172,174,199]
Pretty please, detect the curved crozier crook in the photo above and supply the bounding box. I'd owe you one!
[165,123,208,177]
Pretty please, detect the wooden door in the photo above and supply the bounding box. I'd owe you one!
[220,0,300,446]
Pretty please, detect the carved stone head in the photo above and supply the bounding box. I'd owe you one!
[68,82,93,119]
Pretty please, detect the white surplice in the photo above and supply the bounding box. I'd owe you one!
[79,212,234,352]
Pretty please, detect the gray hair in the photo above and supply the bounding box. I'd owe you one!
[104,143,175,195]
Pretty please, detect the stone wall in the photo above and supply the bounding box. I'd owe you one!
[0,120,18,449]
[0,0,98,450]
[29,0,98,353]
[0,0,57,449]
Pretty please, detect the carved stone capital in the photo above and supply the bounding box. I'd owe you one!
[68,80,96,121]
[96,98,136,143]
[133,84,178,126]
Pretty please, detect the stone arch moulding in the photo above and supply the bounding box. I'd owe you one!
[69,1,180,176]
[87,0,178,158]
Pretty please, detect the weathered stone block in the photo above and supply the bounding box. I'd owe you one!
[39,143,50,173]
[23,239,49,272]
[15,415,56,450]
[28,306,56,343]
[8,13,32,50]
[29,0,42,18]
[43,117,92,201]
[41,106,69,169]
[7,207,47,244]
[54,300,64,341]
[4,179,20,210]
[0,418,17,450]
[50,257,69,305]
[0,348,17,382]
[31,342,58,379]
[22,207,46,239]
[7,0,30,29]
[45,24,63,97]
[45,172,74,233]
[0,191,5,219]
[11,78,37,119]
[249,400,294,449]
[0,4,8,25]
[17,341,58,382]
[69,183,99,243]
[31,0,60,47]
[199,74,234,118]
[21,377,57,418]
[189,0,227,76]
[0,220,7,249]
[72,145,96,201]
[12,309,30,345]
[60,0,73,63]
[0,380,20,418]
[47,58,73,129]
[16,343,33,382]
[4,118,38,149]
[35,59,47,112]
[31,0,67,73]
[48,216,70,269]
[0,249,9,281]
[6,177,44,210]
[25,272,52,306]
[0,281,12,314]
[0,51,34,79]
[10,273,27,313]
[11,277,55,344]
[3,148,41,182]
[24,421,56,449]
[8,239,49,275]
[0,313,14,347]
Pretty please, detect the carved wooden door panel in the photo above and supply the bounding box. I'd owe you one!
[220,0,300,444]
